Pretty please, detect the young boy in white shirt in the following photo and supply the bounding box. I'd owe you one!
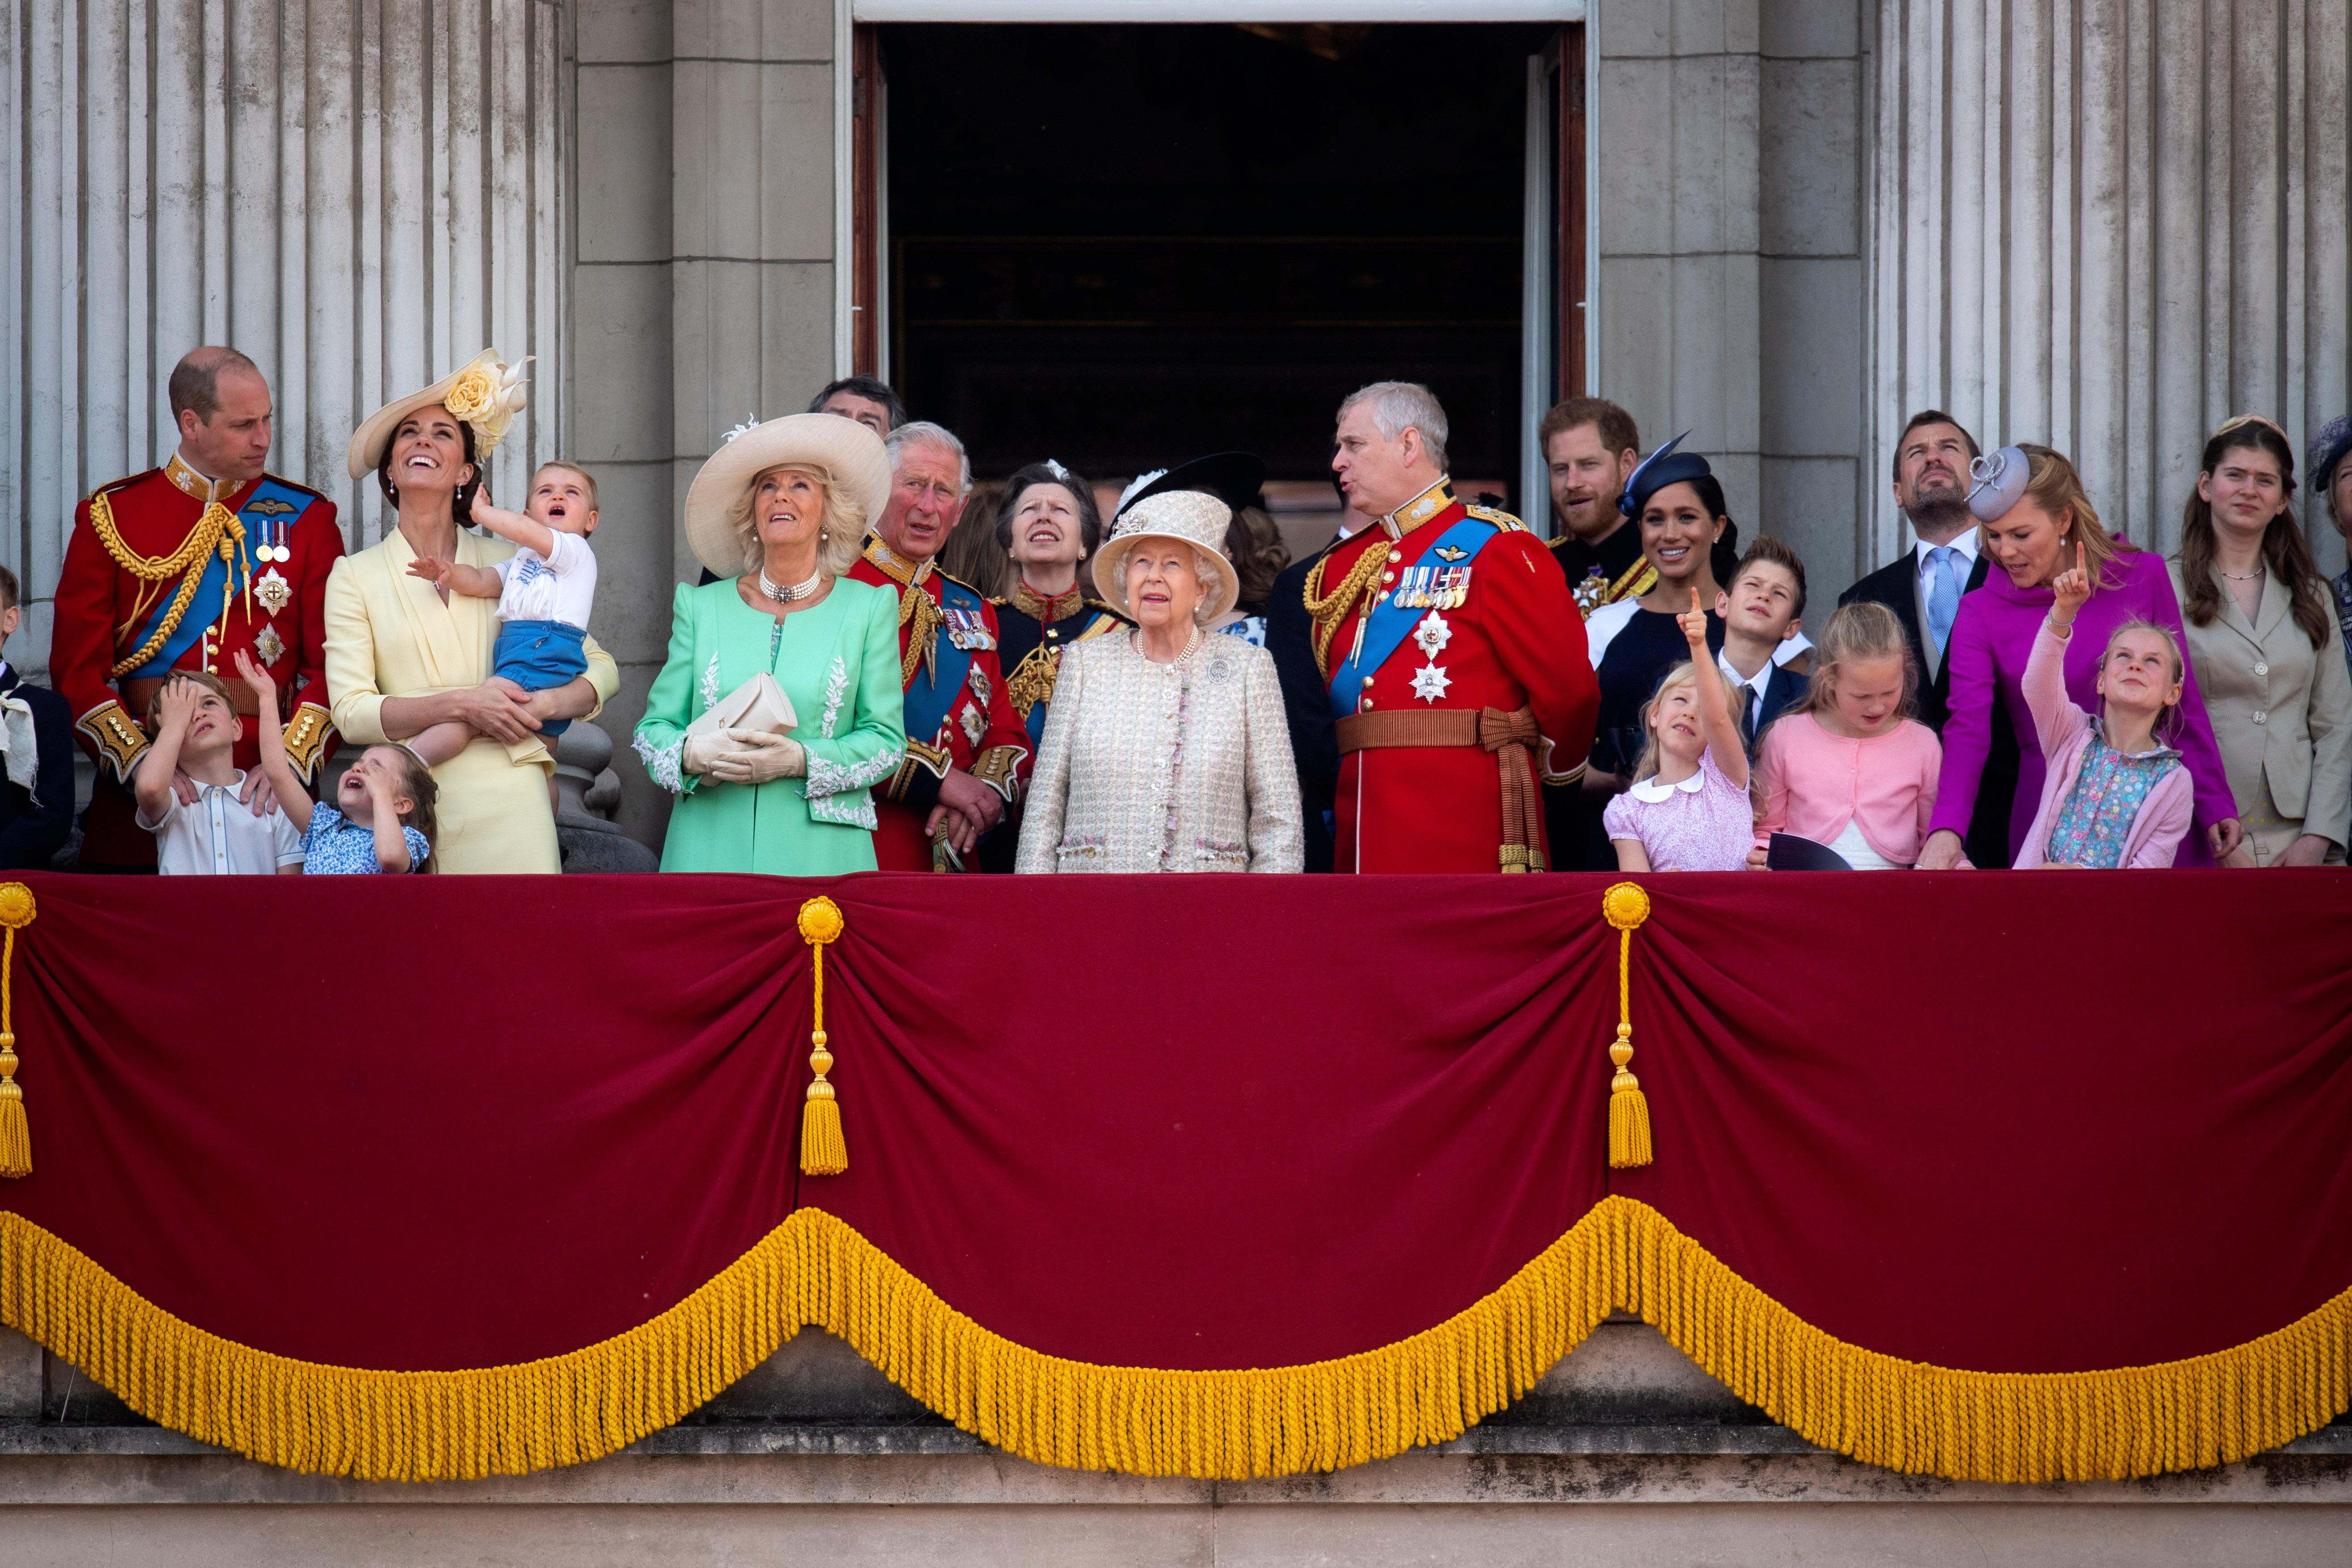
[1712,535,1812,761]
[132,672,304,875]
[404,460,601,765]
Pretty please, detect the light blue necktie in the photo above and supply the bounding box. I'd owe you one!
[1925,545,1962,652]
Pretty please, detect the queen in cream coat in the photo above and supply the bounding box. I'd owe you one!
[1015,490,1301,873]
[327,353,618,874]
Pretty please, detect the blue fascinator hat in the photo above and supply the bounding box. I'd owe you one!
[1620,432,1714,519]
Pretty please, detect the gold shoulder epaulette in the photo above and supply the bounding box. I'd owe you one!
[91,469,159,501]
[1465,504,1526,531]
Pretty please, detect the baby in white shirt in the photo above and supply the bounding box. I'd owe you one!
[406,461,601,766]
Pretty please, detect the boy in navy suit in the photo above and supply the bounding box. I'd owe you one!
[0,566,76,869]
[1714,536,1811,761]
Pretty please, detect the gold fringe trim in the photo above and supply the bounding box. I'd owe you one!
[4,1200,2347,1484]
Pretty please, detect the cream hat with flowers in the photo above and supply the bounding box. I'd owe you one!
[1091,490,1239,622]
[344,349,531,481]
[682,413,894,579]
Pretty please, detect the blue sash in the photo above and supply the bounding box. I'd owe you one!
[125,479,313,679]
[900,579,983,746]
[1325,516,1500,722]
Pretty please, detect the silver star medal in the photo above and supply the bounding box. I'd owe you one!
[253,625,287,666]
[960,704,986,747]
[254,568,293,617]
[1410,662,1452,704]
[1413,611,1451,658]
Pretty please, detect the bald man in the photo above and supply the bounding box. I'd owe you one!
[52,346,345,867]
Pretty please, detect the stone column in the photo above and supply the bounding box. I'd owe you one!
[0,0,571,669]
[1870,0,2352,568]
[1594,0,1766,531]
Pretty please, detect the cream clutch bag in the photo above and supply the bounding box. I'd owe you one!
[685,672,798,739]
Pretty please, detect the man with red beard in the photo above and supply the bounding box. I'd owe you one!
[1307,381,1599,872]
[847,421,1030,870]
[1838,409,2017,866]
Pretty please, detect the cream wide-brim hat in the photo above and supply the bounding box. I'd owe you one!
[1091,490,1240,622]
[682,413,894,579]
[344,349,530,481]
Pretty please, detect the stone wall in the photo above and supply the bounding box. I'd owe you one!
[4,1321,2348,1564]
[0,0,571,665]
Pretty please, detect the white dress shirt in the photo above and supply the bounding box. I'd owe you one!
[1914,531,1981,670]
[1716,650,1777,733]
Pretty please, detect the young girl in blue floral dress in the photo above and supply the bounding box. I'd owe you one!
[237,652,437,873]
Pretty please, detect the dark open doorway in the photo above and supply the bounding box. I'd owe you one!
[864,21,1563,525]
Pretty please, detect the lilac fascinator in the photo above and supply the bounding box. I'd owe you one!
[1967,447,2030,523]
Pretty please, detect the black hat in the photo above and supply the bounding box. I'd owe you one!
[1620,431,1714,519]
[1117,452,1266,518]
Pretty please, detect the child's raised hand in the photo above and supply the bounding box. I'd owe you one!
[406,554,456,589]
[154,675,199,734]
[1677,586,1708,647]
[2049,540,2091,621]
[468,497,525,533]
[231,650,276,709]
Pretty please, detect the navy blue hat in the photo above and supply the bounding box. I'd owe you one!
[1620,432,1714,518]
[1117,452,1266,518]
[2312,414,2352,499]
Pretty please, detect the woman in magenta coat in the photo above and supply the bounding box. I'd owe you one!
[1916,444,2242,869]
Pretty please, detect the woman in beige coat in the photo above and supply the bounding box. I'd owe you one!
[1015,489,1302,873]
[2168,417,2352,866]
[325,352,619,873]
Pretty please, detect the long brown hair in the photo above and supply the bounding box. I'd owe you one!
[373,746,442,874]
[2175,419,2331,650]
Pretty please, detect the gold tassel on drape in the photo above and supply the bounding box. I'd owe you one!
[1601,881,1653,1168]
[796,896,848,1176]
[0,882,37,1179]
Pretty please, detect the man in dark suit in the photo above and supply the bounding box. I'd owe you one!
[1265,510,1358,874]
[1837,410,2018,867]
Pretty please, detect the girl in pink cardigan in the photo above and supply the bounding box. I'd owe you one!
[1753,602,1942,868]
[2015,543,2195,869]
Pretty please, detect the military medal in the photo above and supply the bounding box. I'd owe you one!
[1410,663,1452,703]
[960,704,986,747]
[967,665,993,707]
[255,567,293,617]
[943,607,994,651]
[1413,612,1452,658]
[1573,565,1610,618]
[254,625,287,666]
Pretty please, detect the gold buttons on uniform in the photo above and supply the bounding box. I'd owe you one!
[1388,549,1403,562]
[1362,698,1375,710]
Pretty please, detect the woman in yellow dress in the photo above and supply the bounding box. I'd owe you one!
[323,351,619,873]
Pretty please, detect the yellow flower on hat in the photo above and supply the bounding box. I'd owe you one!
[443,362,499,422]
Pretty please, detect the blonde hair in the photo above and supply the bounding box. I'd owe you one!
[2000,443,2136,590]
[726,464,866,579]
[1629,661,1701,785]
[1787,600,1917,722]
[533,459,599,511]
[2097,617,2188,746]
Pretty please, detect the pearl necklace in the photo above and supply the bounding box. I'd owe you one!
[758,566,824,604]
[2220,566,2264,582]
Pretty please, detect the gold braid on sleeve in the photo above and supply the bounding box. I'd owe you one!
[1301,540,1392,680]
[897,587,943,688]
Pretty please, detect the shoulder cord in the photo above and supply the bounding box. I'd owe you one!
[89,492,244,679]
[1301,539,1391,679]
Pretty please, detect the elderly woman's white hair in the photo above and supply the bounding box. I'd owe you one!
[726,463,868,578]
[1337,380,1450,473]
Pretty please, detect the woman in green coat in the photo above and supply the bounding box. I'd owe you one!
[634,415,906,873]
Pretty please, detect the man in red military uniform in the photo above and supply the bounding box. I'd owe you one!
[846,421,1031,871]
[1307,382,1599,873]
[52,347,344,868]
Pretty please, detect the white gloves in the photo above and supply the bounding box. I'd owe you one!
[700,728,805,785]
